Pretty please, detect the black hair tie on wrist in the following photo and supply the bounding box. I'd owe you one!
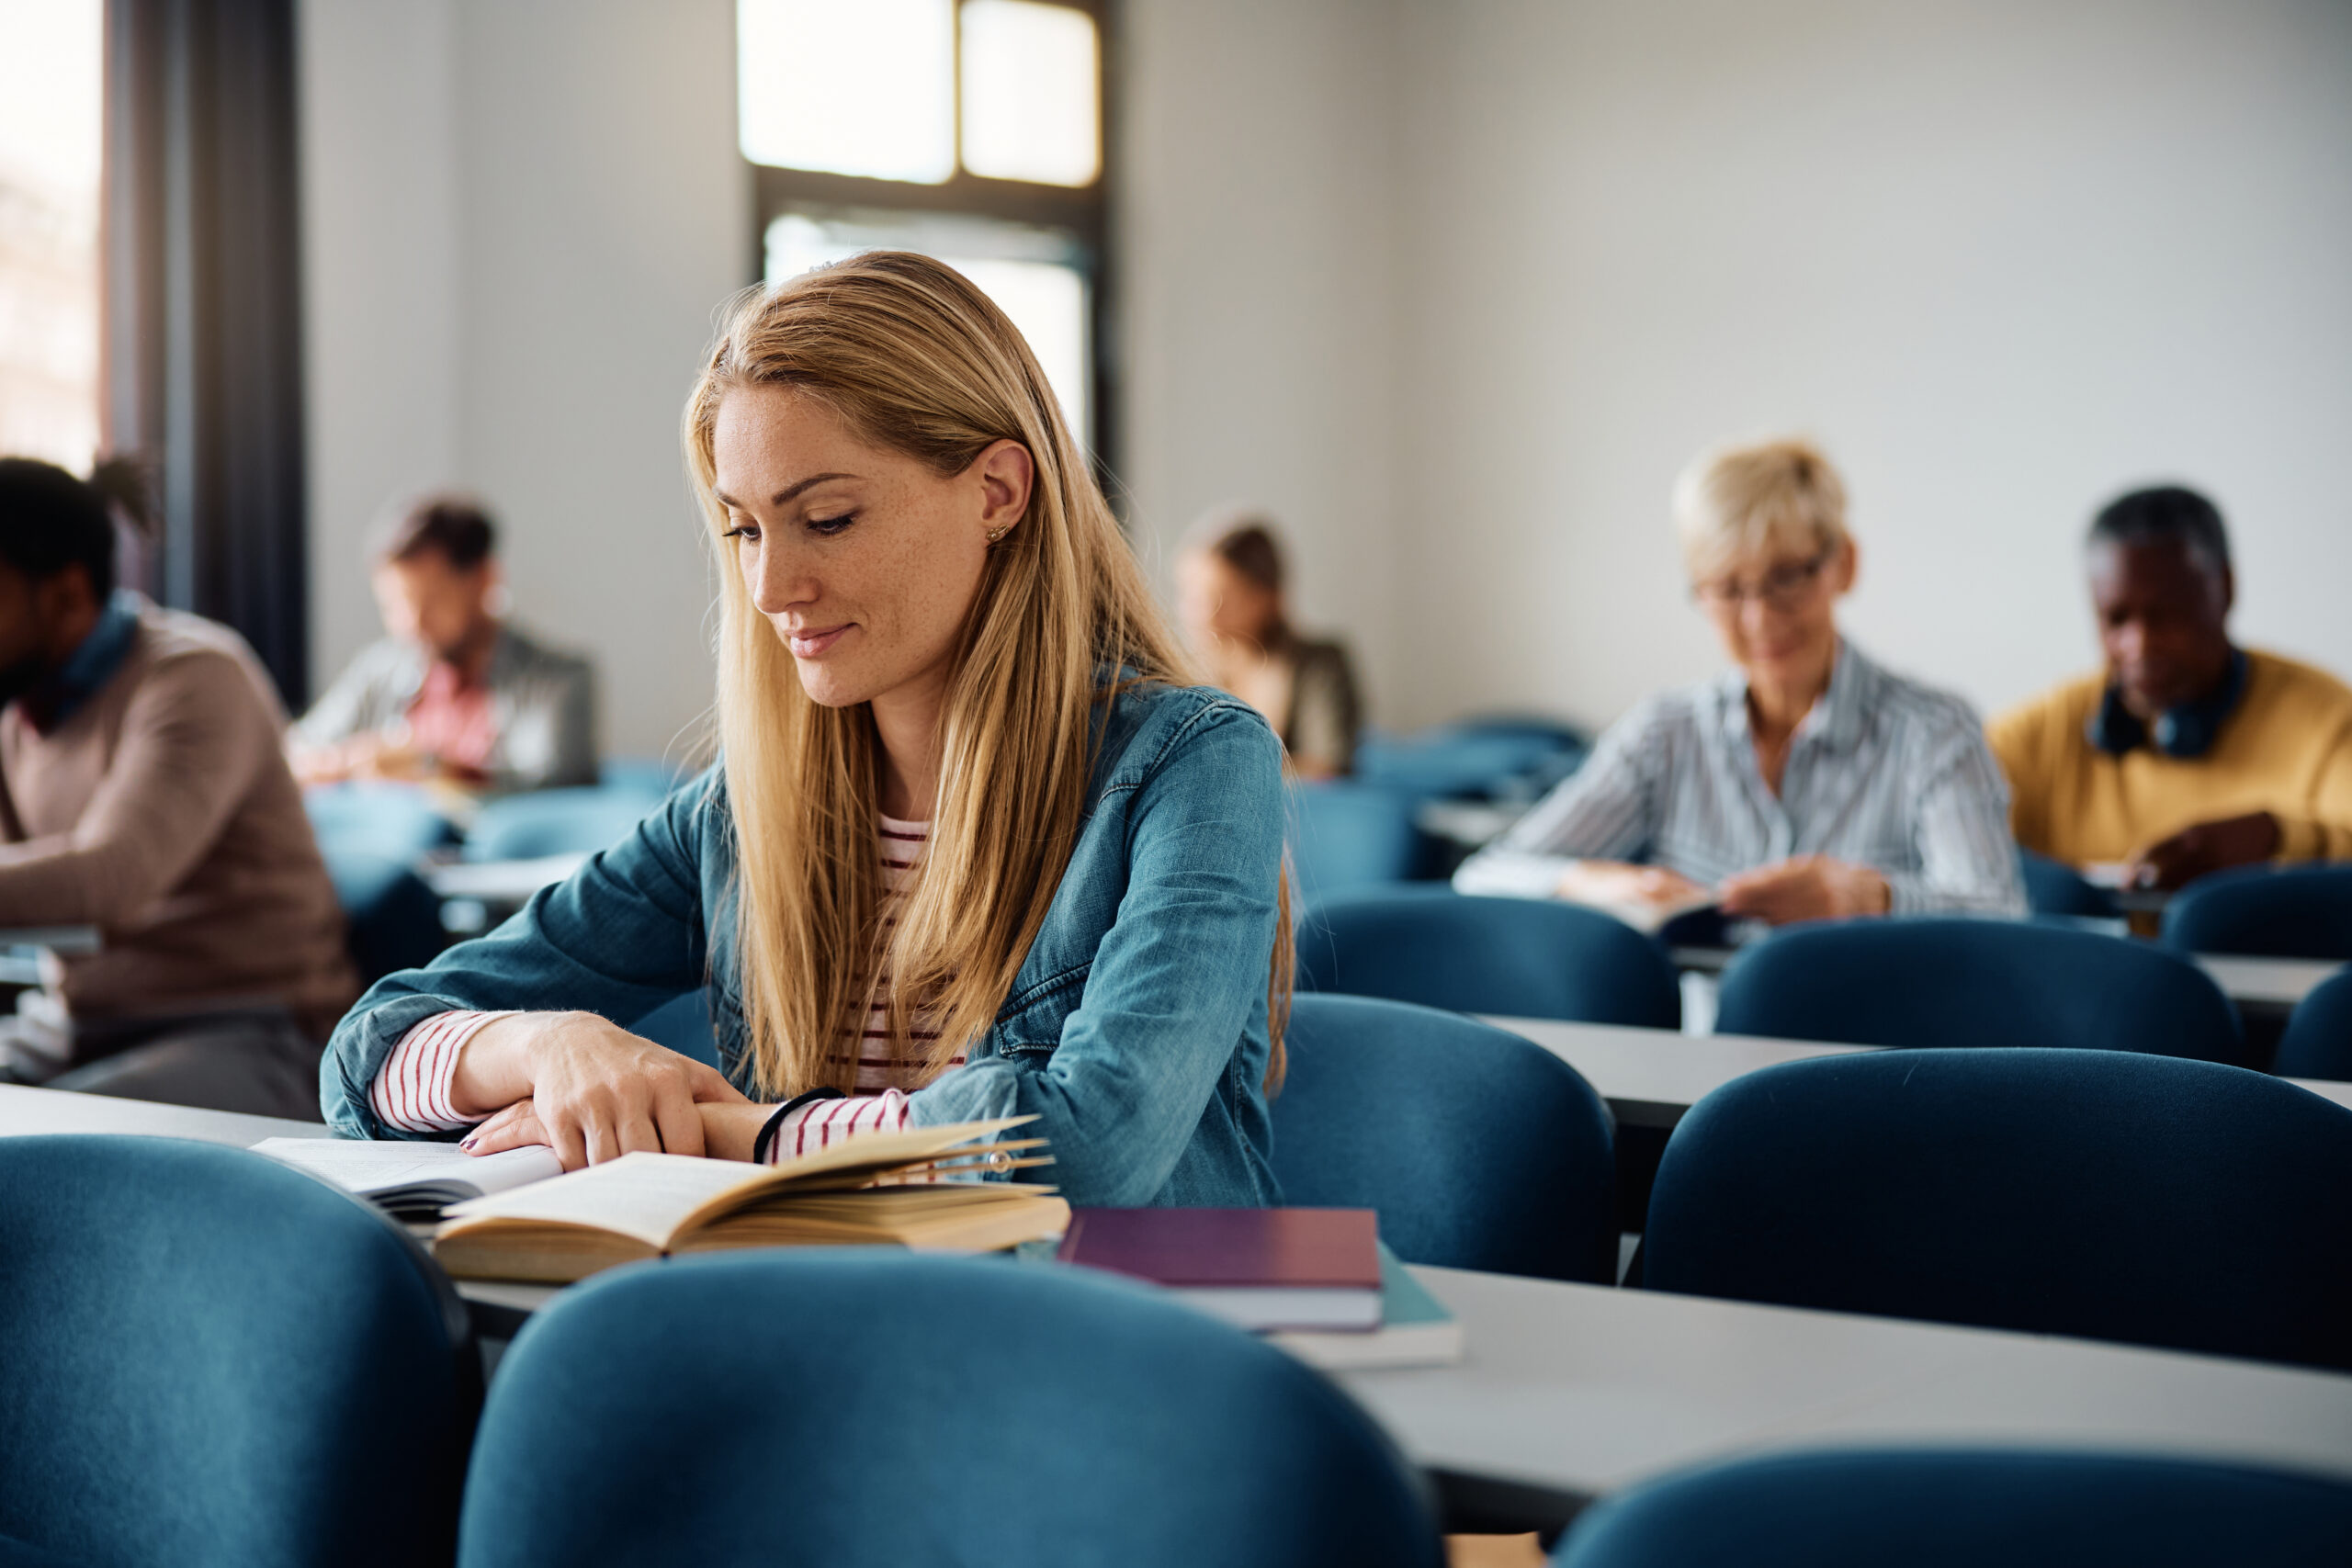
[751,1088,846,1166]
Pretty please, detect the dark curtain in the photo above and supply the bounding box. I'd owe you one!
[103,0,308,705]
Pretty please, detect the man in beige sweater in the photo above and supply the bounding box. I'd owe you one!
[0,457,356,1117]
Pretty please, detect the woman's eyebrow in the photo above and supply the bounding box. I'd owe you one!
[711,473,861,512]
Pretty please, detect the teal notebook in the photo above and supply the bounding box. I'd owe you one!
[1269,1245,1464,1371]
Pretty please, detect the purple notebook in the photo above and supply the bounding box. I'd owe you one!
[1057,1208,1382,1331]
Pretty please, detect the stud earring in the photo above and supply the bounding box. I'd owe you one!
[986,525,1010,544]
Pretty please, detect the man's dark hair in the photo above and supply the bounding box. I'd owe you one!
[2087,485,2232,576]
[0,455,154,599]
[372,494,496,570]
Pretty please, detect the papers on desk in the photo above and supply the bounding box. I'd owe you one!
[254,1137,563,1218]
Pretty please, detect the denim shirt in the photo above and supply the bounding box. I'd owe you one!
[320,680,1286,1208]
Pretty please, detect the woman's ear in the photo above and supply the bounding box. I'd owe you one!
[972,439,1035,540]
[1829,536,1860,595]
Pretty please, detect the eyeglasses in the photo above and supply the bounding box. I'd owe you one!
[1691,549,1833,613]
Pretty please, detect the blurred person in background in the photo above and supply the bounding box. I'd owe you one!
[290,494,599,796]
[1991,485,2352,891]
[1455,437,2024,925]
[1174,509,1362,779]
[0,457,356,1116]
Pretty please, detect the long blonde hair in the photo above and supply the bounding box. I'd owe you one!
[684,252,1290,1099]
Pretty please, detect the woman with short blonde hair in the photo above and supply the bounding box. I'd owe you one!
[321,253,1291,1207]
[1457,435,2021,926]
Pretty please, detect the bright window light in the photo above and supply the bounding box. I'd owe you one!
[0,0,105,469]
[958,0,1101,187]
[764,212,1091,442]
[737,0,956,185]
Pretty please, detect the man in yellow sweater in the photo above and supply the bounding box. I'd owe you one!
[1990,485,2352,891]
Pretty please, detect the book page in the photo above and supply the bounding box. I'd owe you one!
[440,1152,764,1250]
[253,1137,561,1199]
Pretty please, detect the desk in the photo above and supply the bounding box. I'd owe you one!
[1341,1267,2352,1526]
[1668,944,2343,1019]
[1478,1016,1869,1130]
[6,1084,2351,1532]
[1482,1015,2352,1127]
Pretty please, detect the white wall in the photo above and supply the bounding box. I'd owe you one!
[300,0,747,760]
[1120,0,2352,735]
[1114,0,1408,717]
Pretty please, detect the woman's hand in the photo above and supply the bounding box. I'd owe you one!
[454,1010,749,1169]
[1555,860,1711,910]
[1717,855,1890,924]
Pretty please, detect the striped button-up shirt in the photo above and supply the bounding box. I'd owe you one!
[1454,639,2026,917]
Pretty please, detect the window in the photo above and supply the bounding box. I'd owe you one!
[736,0,1110,457]
[0,0,105,469]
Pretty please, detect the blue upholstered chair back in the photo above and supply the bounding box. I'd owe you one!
[322,846,447,984]
[1287,781,1429,899]
[458,1252,1442,1568]
[2018,847,2121,919]
[463,785,662,863]
[1273,994,1616,1281]
[1298,886,1682,1028]
[1645,1049,2352,1369]
[627,988,719,1069]
[2164,863,2352,960]
[1355,728,1574,802]
[1553,1449,2352,1568]
[2276,965,2352,1082]
[1714,918,2242,1063]
[0,1136,476,1568]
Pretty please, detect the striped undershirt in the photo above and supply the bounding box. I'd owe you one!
[369,817,963,1162]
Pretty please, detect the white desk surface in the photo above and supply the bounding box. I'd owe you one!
[1342,1266,2352,1514]
[1671,943,2343,1012]
[1482,1014,2352,1124]
[424,853,589,904]
[6,1083,2352,1526]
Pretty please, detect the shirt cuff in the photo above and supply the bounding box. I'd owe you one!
[768,1090,911,1163]
[1452,850,1577,899]
[368,1010,517,1134]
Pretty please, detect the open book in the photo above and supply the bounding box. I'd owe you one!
[253,1137,563,1218]
[432,1116,1069,1282]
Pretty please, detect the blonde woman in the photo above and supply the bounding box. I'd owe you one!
[320,254,1289,1207]
[1454,437,2023,925]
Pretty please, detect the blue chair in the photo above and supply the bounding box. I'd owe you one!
[1355,728,1574,802]
[463,785,662,862]
[1553,1449,2352,1568]
[2277,966,2352,1081]
[594,755,688,798]
[1644,1049,2352,1369]
[457,1252,1442,1568]
[1714,918,2243,1064]
[1289,781,1428,899]
[0,1136,475,1567]
[627,989,719,1069]
[2018,847,2121,919]
[303,780,458,859]
[2164,863,2352,959]
[322,846,447,983]
[1273,994,1616,1281]
[1298,886,1681,1028]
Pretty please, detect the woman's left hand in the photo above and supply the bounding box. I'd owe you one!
[1717,855,1891,924]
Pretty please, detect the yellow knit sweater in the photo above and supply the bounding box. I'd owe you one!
[1988,649,2352,867]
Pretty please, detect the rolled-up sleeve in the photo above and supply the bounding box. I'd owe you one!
[906,704,1285,1207]
[318,773,717,1136]
[1453,703,1658,898]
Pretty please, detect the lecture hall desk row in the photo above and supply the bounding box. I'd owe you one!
[1,1079,2346,1535]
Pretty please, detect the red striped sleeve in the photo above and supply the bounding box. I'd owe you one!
[368,1011,518,1134]
[766,1089,912,1163]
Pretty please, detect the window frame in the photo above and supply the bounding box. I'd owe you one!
[741,0,1118,478]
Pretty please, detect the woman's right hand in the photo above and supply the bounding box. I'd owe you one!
[453,1010,748,1169]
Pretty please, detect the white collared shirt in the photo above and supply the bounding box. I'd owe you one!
[1454,639,2027,917]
